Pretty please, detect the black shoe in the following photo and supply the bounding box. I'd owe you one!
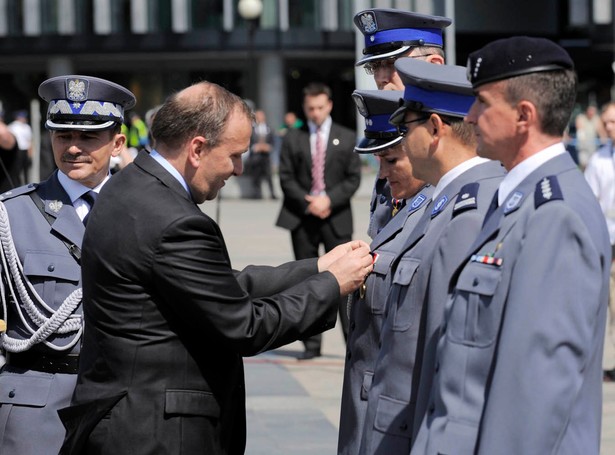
[298,349,321,361]
[604,369,615,382]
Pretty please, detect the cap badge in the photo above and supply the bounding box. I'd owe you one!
[468,56,483,82]
[49,200,63,213]
[359,12,377,34]
[66,79,89,102]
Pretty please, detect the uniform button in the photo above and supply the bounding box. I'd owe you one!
[400,422,408,431]
[472,277,479,286]
[8,389,15,398]
[48,264,55,272]
[350,321,356,330]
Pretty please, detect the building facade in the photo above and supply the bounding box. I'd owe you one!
[0,0,612,180]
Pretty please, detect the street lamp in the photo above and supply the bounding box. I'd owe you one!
[238,0,263,107]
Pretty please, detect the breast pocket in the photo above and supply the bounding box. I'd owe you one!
[448,262,502,347]
[366,251,396,315]
[23,251,80,303]
[390,257,421,332]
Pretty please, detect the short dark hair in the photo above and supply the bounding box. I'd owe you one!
[503,69,577,137]
[151,81,252,151]
[303,83,332,100]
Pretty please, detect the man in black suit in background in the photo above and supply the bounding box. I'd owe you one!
[276,82,362,359]
[59,81,373,455]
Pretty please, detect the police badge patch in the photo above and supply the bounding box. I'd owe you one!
[359,12,378,34]
[66,78,89,102]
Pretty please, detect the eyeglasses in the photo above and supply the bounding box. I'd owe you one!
[396,116,430,137]
[363,54,435,75]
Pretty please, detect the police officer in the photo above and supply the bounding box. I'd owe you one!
[338,89,433,454]
[412,37,610,455]
[353,8,450,239]
[357,59,504,454]
[0,75,135,455]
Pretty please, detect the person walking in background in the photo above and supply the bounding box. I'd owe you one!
[248,109,277,199]
[58,80,373,455]
[276,82,361,360]
[8,110,33,183]
[412,37,610,455]
[0,75,134,455]
[338,89,434,454]
[584,100,615,382]
[353,8,450,239]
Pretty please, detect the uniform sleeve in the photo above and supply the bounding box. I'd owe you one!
[150,213,339,356]
[476,203,607,454]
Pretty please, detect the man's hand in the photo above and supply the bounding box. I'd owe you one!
[317,240,370,272]
[326,244,374,296]
[305,194,331,219]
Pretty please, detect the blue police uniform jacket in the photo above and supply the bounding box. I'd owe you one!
[0,171,85,455]
[412,151,610,455]
[358,160,504,454]
[338,184,434,455]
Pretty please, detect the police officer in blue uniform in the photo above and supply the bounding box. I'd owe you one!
[412,37,610,455]
[356,59,504,454]
[338,89,433,454]
[0,75,135,455]
[353,8,450,239]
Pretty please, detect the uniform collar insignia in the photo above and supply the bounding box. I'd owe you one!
[49,200,63,213]
[504,191,523,214]
[410,193,427,210]
[431,195,448,218]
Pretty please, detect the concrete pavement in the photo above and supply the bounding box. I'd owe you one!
[201,173,615,455]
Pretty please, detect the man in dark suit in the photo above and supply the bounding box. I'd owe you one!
[276,82,362,360]
[58,80,373,455]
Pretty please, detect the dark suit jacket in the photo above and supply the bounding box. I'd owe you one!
[275,122,361,237]
[59,151,340,455]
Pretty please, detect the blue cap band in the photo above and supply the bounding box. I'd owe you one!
[403,85,474,117]
[365,113,398,134]
[365,27,443,49]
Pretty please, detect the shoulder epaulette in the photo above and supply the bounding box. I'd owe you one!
[0,183,38,202]
[534,176,563,209]
[453,182,479,216]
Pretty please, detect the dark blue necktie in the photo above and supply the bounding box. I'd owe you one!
[81,191,98,226]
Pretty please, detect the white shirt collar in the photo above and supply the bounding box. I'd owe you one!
[57,170,108,203]
[150,149,192,196]
[309,116,332,135]
[432,156,490,200]
[498,142,566,205]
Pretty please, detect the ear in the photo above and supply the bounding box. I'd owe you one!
[187,136,208,169]
[429,114,445,137]
[516,101,536,131]
[426,54,445,65]
[111,133,127,157]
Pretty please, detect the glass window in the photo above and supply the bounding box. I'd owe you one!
[289,0,316,29]
[7,0,24,36]
[191,0,223,29]
[41,0,59,34]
